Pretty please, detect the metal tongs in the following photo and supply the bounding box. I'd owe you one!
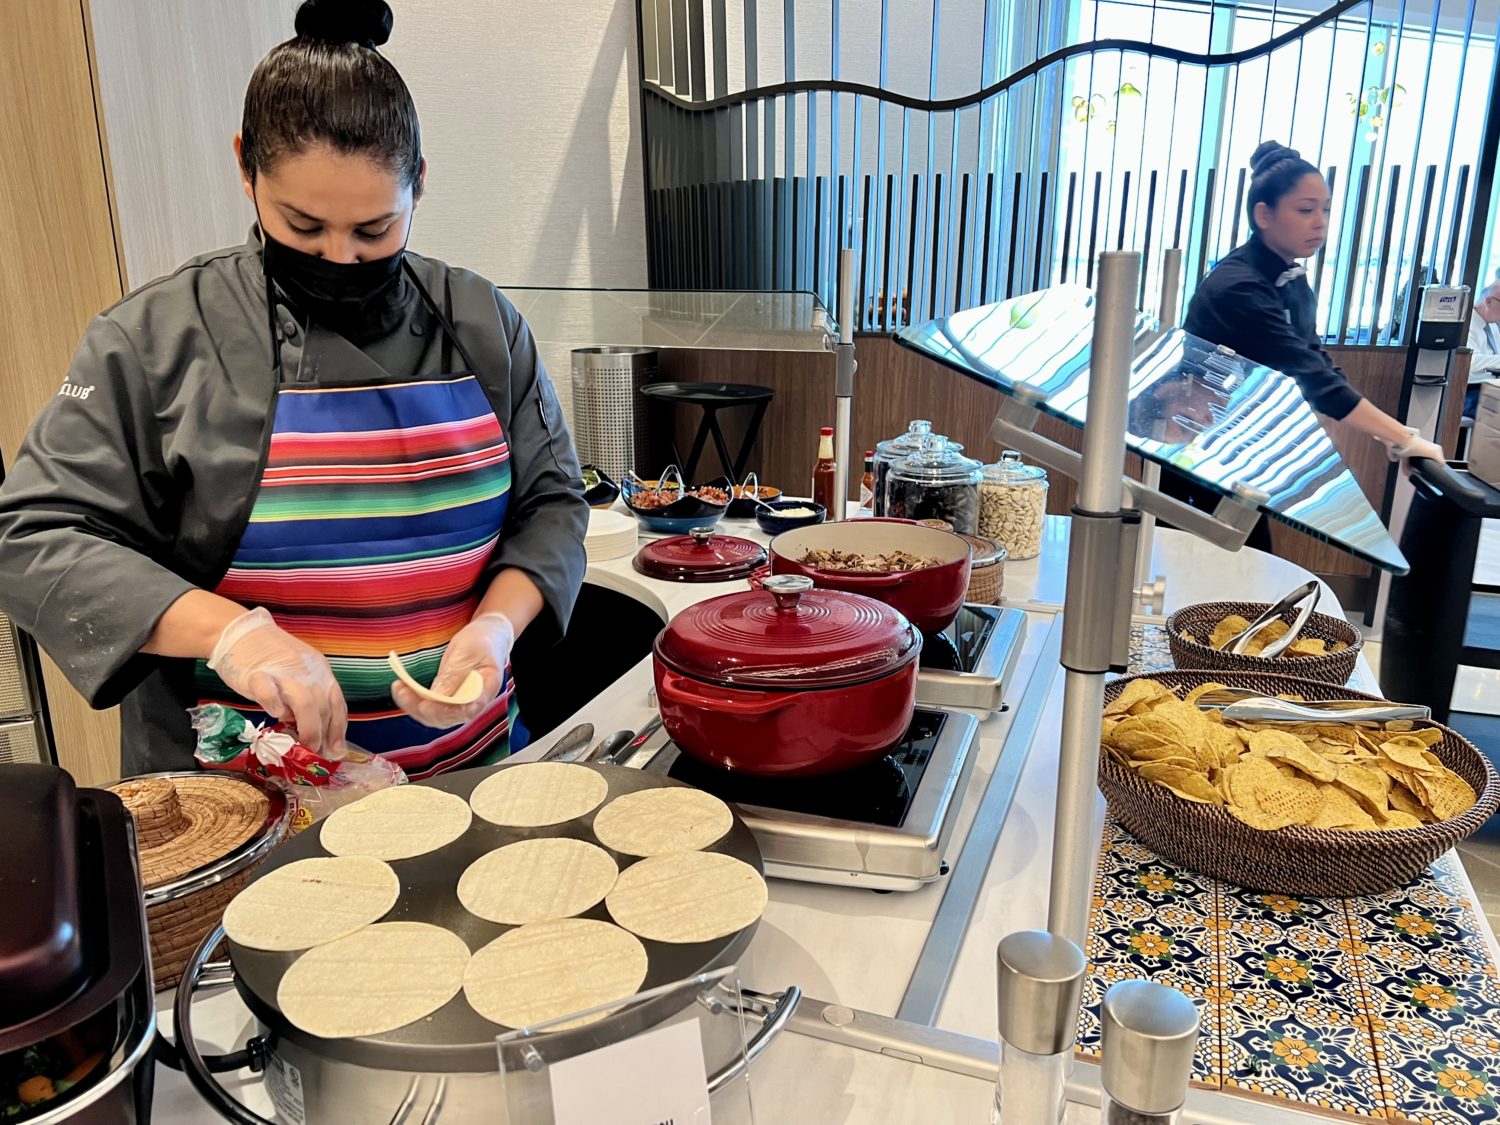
[1217,579,1321,658]
[1193,687,1431,725]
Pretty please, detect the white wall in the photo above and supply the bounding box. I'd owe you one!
[89,0,648,292]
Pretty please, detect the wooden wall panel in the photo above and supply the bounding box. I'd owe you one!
[0,1,125,784]
[657,337,1421,600]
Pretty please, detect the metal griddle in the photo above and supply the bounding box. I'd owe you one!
[229,763,764,1073]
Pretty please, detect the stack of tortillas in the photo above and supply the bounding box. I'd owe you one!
[223,763,770,1039]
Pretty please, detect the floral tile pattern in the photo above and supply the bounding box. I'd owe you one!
[1080,817,1500,1123]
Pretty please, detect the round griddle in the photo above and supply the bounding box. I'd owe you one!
[230,762,763,1072]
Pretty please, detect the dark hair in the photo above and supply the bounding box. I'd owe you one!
[1245,140,1321,228]
[240,0,422,191]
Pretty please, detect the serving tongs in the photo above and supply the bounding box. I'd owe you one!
[1193,687,1431,725]
[1217,579,1321,658]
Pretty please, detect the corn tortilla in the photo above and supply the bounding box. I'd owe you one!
[591,787,733,856]
[224,855,400,951]
[606,852,766,944]
[277,922,470,1038]
[319,784,473,861]
[457,838,617,924]
[464,919,648,1029]
[469,762,609,828]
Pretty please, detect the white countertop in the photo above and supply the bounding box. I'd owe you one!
[153,513,1484,1125]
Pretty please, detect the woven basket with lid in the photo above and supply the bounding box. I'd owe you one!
[1099,670,1500,897]
[109,772,289,990]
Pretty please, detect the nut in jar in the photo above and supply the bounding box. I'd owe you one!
[978,451,1048,560]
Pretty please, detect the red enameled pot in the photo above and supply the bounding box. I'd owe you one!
[652,575,921,777]
[767,518,973,634]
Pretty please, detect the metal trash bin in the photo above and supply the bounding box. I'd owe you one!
[571,346,659,481]
[1381,460,1500,723]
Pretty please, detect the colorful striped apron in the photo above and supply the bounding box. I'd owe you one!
[196,265,521,778]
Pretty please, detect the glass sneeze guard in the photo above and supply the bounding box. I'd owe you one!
[896,284,1407,573]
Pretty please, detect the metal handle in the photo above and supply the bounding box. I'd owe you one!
[175,924,279,1125]
[690,526,715,545]
[601,715,665,764]
[763,573,813,608]
[1220,698,1432,724]
[706,986,802,1094]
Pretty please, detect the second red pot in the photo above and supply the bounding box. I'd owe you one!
[652,575,921,777]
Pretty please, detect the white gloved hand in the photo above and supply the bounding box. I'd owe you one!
[392,611,515,729]
[1383,427,1445,473]
[208,607,349,752]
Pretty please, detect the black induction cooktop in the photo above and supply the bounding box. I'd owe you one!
[919,603,1003,673]
[664,708,950,828]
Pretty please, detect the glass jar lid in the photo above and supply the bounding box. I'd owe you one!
[632,527,769,582]
[874,419,933,462]
[890,434,984,484]
[982,450,1048,485]
[655,575,921,688]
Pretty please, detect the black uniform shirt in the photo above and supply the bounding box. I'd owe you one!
[1184,235,1362,420]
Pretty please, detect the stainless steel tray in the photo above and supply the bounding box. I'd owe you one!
[229,763,763,1072]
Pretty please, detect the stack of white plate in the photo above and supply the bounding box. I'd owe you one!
[584,508,639,562]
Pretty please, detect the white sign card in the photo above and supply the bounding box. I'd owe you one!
[549,1017,712,1125]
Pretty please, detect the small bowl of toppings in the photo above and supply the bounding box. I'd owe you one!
[623,468,732,534]
[754,499,826,535]
[581,465,621,509]
[728,482,784,519]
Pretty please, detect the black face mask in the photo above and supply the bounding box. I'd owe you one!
[258,223,409,341]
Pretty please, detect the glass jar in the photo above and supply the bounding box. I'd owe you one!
[979,451,1048,560]
[885,435,983,534]
[872,420,933,517]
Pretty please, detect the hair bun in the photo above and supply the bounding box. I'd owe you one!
[1250,140,1299,175]
[295,0,393,48]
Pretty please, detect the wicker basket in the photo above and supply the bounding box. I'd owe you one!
[1165,600,1362,686]
[961,534,1007,605]
[1099,670,1500,897]
[110,773,288,990]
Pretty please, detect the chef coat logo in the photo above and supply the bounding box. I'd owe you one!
[58,382,94,401]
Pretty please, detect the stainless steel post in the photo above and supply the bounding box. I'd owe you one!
[833,249,856,521]
[1049,251,1141,948]
[1133,249,1181,602]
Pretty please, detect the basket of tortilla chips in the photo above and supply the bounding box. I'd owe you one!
[1098,671,1500,896]
[1166,599,1361,685]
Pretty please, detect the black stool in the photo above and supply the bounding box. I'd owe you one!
[639,382,774,482]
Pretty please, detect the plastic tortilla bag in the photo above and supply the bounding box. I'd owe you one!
[191,704,405,832]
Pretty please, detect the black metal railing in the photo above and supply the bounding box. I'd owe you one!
[638,0,1500,342]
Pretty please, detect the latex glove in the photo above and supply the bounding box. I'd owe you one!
[1384,427,1445,474]
[392,611,515,729]
[208,607,348,752]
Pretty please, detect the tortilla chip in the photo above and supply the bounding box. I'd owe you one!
[1106,679,1173,716]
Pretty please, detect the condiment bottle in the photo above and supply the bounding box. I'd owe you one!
[993,930,1086,1125]
[859,451,876,512]
[1099,980,1201,1125]
[886,434,983,534]
[978,451,1049,560]
[872,419,933,517]
[812,426,837,515]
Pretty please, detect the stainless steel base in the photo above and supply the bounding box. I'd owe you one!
[915,605,1028,712]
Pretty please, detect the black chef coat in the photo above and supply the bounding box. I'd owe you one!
[1184,235,1362,420]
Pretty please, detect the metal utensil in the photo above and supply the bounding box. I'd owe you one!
[537,722,595,762]
[1193,688,1430,725]
[598,716,665,766]
[1219,579,1321,658]
[586,729,635,763]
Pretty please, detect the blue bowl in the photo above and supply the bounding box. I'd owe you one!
[755,500,827,535]
[634,508,728,535]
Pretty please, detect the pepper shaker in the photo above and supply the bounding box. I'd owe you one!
[992,930,1086,1124]
[1100,979,1201,1125]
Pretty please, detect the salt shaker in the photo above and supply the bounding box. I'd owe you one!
[1100,980,1201,1125]
[992,930,1086,1125]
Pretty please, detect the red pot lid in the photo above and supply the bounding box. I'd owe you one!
[656,575,921,688]
[634,528,769,582]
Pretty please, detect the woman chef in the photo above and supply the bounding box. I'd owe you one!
[0,0,587,778]
[1186,141,1444,467]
